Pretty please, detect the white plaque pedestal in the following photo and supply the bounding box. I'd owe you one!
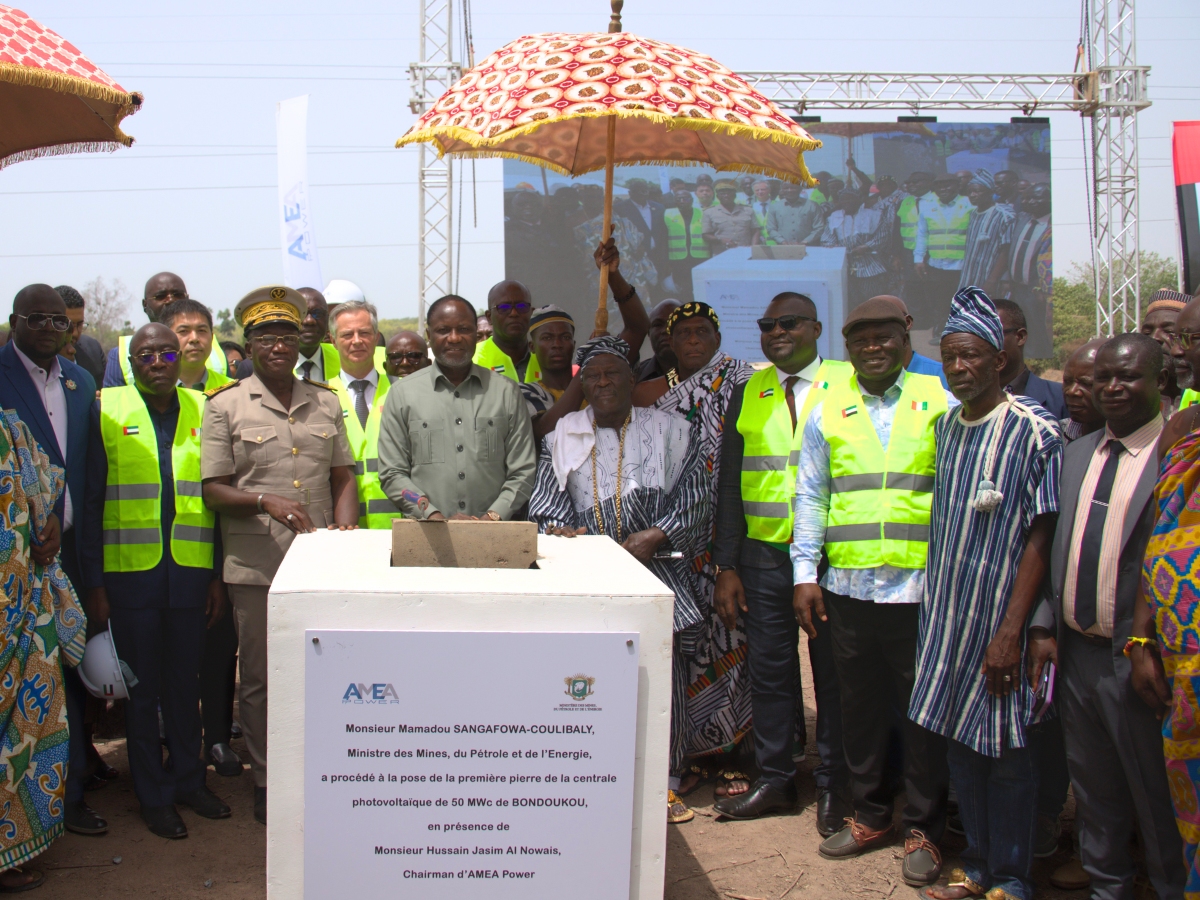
[267,530,674,900]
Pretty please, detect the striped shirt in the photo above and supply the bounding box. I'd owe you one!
[957,203,1016,290]
[909,398,1062,756]
[1009,213,1050,287]
[1062,414,1163,637]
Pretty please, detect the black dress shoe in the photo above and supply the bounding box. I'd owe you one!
[141,804,187,839]
[815,789,852,838]
[91,760,119,780]
[712,780,796,820]
[206,743,244,778]
[64,800,108,835]
[254,787,266,825]
[175,786,231,819]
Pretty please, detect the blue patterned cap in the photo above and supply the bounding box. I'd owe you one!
[942,286,1005,350]
[969,168,995,189]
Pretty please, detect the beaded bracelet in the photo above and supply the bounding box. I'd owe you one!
[1122,636,1159,658]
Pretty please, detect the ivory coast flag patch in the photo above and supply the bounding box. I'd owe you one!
[816,380,829,390]
[759,388,775,398]
[122,425,139,435]
[190,427,201,437]
[912,401,929,411]
[841,405,858,418]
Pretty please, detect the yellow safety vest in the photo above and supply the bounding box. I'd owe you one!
[473,337,541,383]
[331,375,401,528]
[99,385,214,572]
[1181,389,1198,410]
[922,196,973,262]
[294,343,341,383]
[750,203,777,245]
[664,208,710,260]
[898,195,921,251]
[821,372,947,569]
[120,335,228,385]
[737,361,851,543]
[374,346,387,376]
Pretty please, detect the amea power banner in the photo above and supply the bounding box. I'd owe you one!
[1175,121,1200,296]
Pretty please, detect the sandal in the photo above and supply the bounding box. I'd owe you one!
[923,868,985,900]
[667,790,694,824]
[713,768,751,797]
[0,867,44,893]
[677,764,712,798]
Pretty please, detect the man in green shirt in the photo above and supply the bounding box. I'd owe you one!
[377,295,536,521]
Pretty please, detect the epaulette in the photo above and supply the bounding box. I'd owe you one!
[303,377,338,393]
[204,380,240,399]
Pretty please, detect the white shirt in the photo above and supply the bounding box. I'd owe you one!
[787,355,824,416]
[13,344,71,529]
[631,201,655,248]
[296,348,324,382]
[338,367,379,410]
[826,206,882,244]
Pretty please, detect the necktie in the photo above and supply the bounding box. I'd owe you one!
[300,360,314,381]
[350,380,370,429]
[1073,439,1125,631]
[784,376,799,432]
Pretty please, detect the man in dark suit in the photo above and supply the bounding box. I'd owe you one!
[0,284,105,835]
[994,298,1066,418]
[57,285,107,387]
[1028,333,1186,900]
[615,178,668,295]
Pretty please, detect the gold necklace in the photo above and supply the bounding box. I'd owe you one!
[591,410,632,543]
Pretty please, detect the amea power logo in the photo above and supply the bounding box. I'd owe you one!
[342,683,400,703]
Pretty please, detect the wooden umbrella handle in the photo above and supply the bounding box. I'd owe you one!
[595,115,617,335]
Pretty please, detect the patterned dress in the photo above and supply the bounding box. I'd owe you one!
[651,353,761,758]
[0,410,86,870]
[1143,427,1200,899]
[910,398,1062,756]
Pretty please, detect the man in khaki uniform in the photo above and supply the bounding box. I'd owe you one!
[200,286,358,825]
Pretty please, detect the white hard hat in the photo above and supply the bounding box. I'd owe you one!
[78,624,135,700]
[322,279,365,306]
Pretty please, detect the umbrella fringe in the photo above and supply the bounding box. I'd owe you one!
[0,63,141,120]
[397,108,820,186]
[0,141,121,171]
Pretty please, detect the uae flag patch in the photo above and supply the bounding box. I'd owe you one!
[759,388,775,398]
[491,365,506,373]
[912,401,929,411]
[122,425,139,436]
[841,405,858,418]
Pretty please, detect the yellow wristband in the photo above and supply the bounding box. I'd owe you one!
[1122,636,1159,658]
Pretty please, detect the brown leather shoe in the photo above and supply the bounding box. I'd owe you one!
[1049,856,1090,891]
[818,817,896,859]
[901,830,943,886]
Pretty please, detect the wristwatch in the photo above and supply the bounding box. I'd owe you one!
[715,564,736,577]
[485,510,502,521]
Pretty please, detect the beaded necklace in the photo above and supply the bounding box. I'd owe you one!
[591,410,632,543]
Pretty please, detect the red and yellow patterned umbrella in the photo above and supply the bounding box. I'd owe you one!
[0,4,142,170]
[397,16,820,329]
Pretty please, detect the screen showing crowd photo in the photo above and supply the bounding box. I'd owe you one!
[503,119,1053,362]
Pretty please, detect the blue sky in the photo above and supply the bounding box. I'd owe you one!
[1,0,1196,323]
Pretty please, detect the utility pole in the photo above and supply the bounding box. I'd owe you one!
[409,0,461,328]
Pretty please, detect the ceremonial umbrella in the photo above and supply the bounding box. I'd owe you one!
[0,4,142,171]
[397,6,820,330]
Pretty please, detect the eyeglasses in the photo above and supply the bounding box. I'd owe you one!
[1178,331,1200,350]
[757,315,815,333]
[150,289,187,303]
[132,350,181,366]
[251,334,301,350]
[17,313,72,332]
[70,321,88,333]
[1001,327,1022,335]
[387,351,426,364]
[494,302,531,313]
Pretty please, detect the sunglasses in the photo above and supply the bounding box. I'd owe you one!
[757,315,815,333]
[132,350,181,366]
[252,334,301,350]
[150,289,187,303]
[494,302,531,313]
[17,313,72,332]
[387,351,426,364]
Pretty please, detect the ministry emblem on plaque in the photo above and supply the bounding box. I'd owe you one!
[563,674,595,701]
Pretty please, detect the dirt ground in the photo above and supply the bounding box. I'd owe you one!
[34,640,1127,900]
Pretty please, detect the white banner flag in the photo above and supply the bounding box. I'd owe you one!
[276,95,323,289]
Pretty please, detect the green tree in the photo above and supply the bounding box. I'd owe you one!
[216,308,235,338]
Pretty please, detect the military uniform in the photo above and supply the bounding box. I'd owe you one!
[199,288,355,791]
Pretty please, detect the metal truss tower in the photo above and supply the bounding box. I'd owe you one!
[408,0,461,327]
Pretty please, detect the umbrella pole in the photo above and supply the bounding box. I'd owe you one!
[595,115,617,335]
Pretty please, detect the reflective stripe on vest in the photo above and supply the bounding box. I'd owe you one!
[821,372,946,569]
[923,197,972,261]
[736,360,852,543]
[99,385,215,571]
[664,208,710,260]
[1182,389,1199,411]
[120,334,228,384]
[333,375,400,528]
[473,337,541,383]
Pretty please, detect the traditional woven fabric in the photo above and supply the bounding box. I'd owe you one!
[0,409,86,870]
[397,32,820,183]
[575,335,630,369]
[942,286,1005,350]
[1144,428,1200,896]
